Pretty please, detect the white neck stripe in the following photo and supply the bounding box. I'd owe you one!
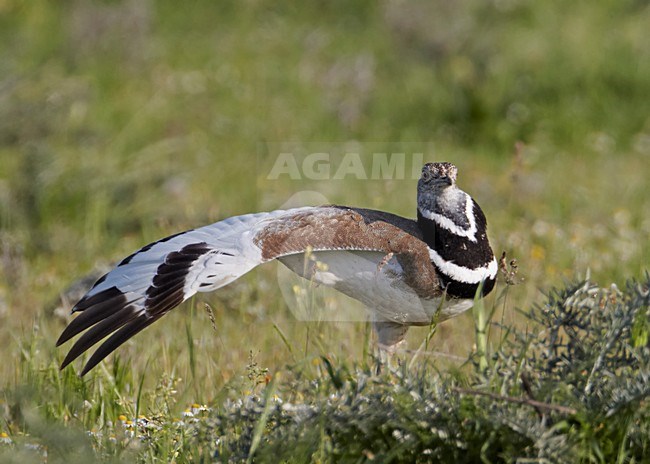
[419,194,478,242]
[428,248,497,284]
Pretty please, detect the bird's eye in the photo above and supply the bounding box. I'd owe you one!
[421,170,432,182]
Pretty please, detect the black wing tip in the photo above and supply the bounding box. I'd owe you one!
[57,241,211,375]
[59,314,158,376]
[79,315,160,376]
[59,355,75,371]
[73,286,124,312]
[58,305,140,371]
[56,287,130,347]
[78,360,96,377]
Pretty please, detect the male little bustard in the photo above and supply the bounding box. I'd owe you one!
[57,162,497,375]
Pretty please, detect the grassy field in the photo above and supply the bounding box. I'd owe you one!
[0,0,648,461]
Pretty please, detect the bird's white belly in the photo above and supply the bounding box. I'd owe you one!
[278,250,473,325]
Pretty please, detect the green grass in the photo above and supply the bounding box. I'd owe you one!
[0,0,648,461]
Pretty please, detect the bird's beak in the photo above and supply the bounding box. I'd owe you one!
[435,176,452,186]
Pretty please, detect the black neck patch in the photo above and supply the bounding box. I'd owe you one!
[417,204,496,299]
[438,272,496,299]
[417,209,493,269]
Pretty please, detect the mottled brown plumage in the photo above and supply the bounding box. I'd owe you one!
[254,206,441,300]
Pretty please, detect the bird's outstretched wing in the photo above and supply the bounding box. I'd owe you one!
[57,206,439,375]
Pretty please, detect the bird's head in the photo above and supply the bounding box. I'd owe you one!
[419,162,457,188]
[417,162,459,211]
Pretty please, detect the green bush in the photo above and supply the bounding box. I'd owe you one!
[193,276,650,463]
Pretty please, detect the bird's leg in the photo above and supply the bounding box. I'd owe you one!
[373,319,409,374]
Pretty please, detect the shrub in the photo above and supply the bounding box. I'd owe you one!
[196,275,650,463]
